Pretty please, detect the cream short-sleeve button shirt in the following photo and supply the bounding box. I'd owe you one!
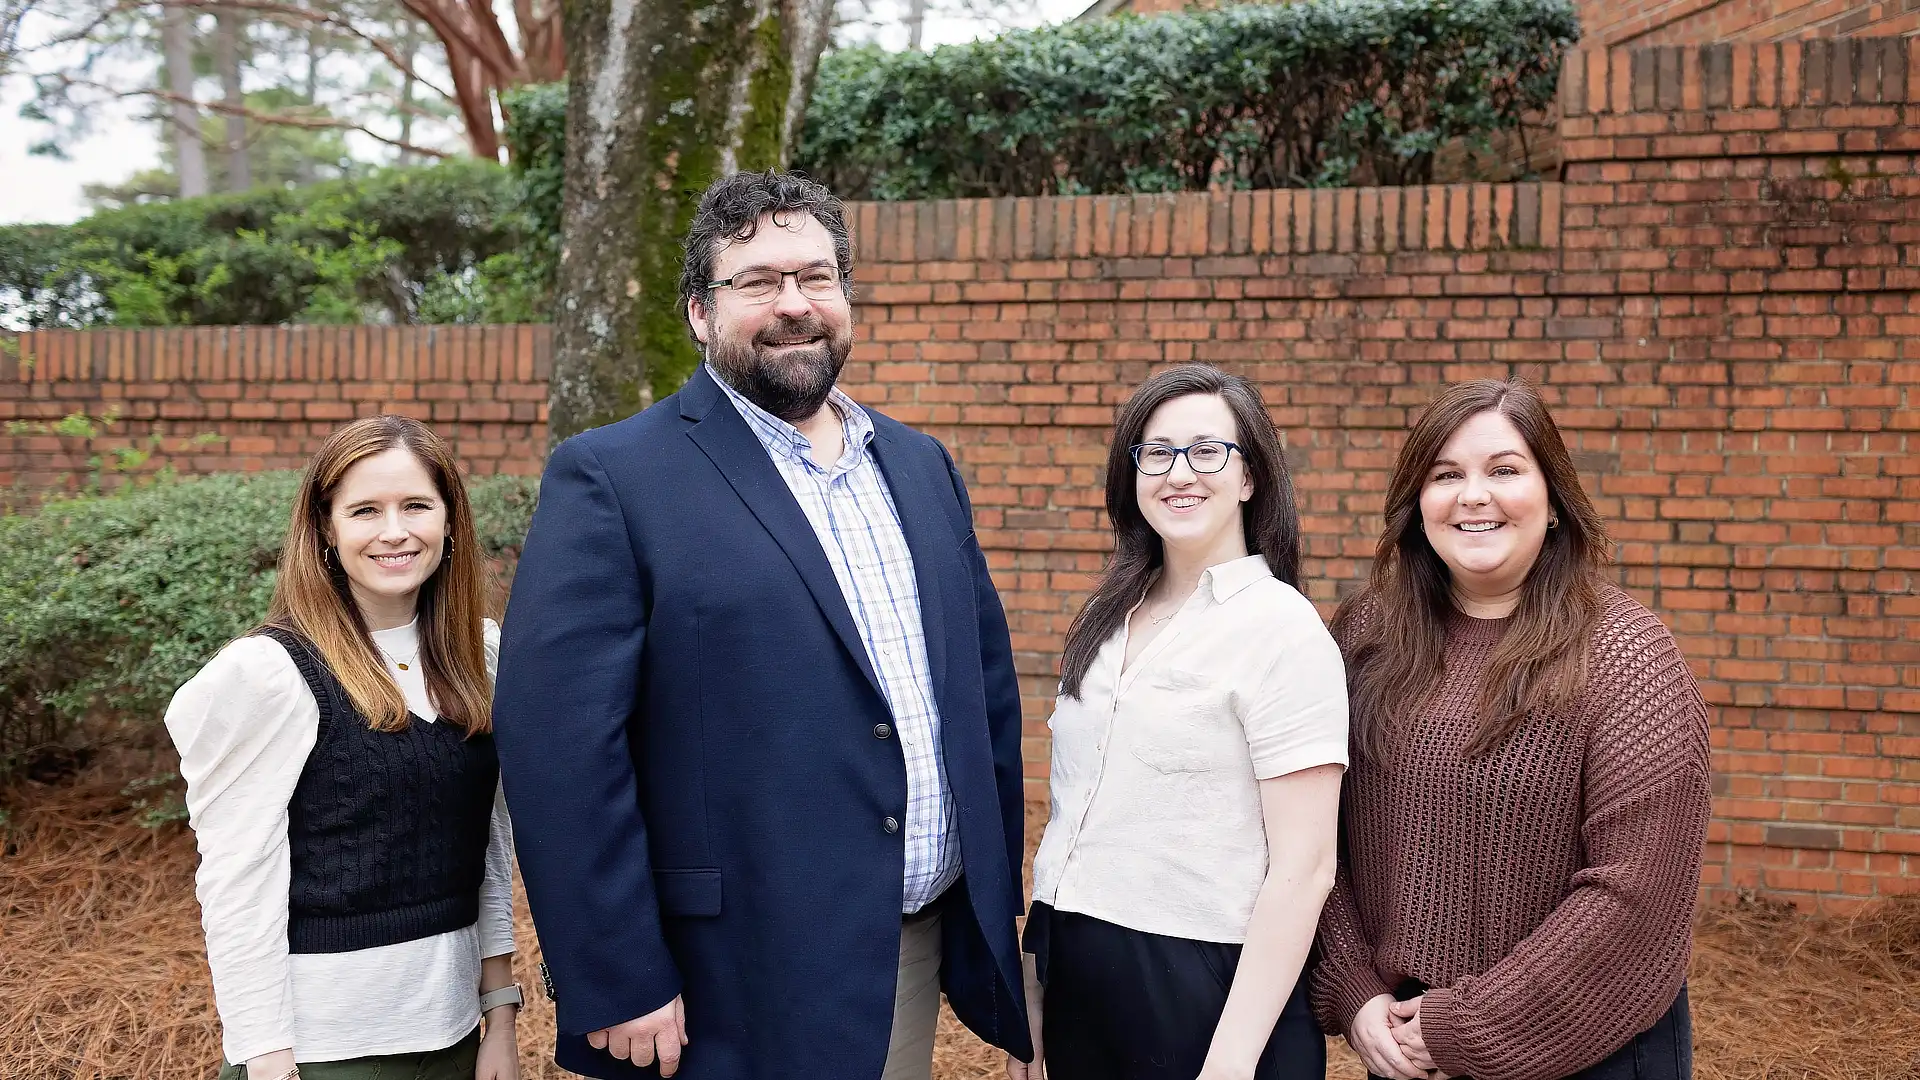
[1031,554,1349,944]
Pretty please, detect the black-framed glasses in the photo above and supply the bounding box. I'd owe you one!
[1129,440,1240,475]
[707,265,843,305]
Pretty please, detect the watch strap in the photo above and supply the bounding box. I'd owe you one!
[479,984,524,1013]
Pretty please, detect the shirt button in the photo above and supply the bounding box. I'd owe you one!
[884,816,900,834]
[874,723,892,739]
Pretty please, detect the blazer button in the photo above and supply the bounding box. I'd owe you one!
[874,723,892,739]
[884,816,900,834]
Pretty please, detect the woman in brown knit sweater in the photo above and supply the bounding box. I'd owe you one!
[1312,379,1712,1080]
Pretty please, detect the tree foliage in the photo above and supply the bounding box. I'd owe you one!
[795,0,1579,198]
[0,157,524,327]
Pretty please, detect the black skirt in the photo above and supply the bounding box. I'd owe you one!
[1024,900,1325,1080]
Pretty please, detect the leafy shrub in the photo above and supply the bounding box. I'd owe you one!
[0,158,525,329]
[0,471,539,781]
[0,0,1575,331]
[793,0,1579,198]
[414,82,567,326]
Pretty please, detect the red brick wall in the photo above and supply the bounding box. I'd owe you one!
[1587,0,1920,48]
[1086,0,1918,46]
[5,37,1917,911]
[0,326,551,493]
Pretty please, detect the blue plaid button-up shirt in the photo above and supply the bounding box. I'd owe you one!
[710,366,960,912]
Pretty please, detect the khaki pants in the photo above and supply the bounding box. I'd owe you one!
[218,1028,478,1080]
[880,907,944,1080]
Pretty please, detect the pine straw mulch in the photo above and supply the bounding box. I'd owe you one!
[3,751,1916,1080]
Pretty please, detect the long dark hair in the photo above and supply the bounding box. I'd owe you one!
[1058,364,1300,699]
[1333,378,1610,762]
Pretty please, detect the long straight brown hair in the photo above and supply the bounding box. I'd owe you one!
[261,415,493,735]
[1058,364,1301,699]
[1333,379,1609,763]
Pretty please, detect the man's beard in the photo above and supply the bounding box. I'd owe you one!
[705,313,851,423]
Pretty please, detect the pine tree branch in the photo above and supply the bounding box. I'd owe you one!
[169,0,457,102]
[47,73,456,159]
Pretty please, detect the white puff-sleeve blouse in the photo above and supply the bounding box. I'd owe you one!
[165,618,512,1066]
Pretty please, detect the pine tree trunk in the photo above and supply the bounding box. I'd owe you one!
[907,0,927,50]
[299,18,320,185]
[214,10,250,192]
[396,16,420,166]
[161,5,209,198]
[547,0,834,445]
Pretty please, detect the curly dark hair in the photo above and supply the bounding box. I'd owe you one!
[678,170,854,339]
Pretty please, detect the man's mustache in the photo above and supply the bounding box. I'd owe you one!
[754,316,830,346]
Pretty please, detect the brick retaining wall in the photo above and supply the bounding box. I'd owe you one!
[5,38,1917,910]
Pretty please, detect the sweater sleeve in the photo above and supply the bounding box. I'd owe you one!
[164,636,318,1065]
[478,619,516,958]
[1309,591,1391,1034]
[1310,854,1395,1034]
[1416,607,1712,1080]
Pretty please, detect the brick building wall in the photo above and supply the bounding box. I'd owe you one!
[5,37,1918,910]
[1077,0,1919,45]
[1588,0,1920,48]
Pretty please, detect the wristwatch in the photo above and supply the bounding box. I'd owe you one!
[479,984,525,1014]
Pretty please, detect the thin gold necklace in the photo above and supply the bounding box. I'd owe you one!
[378,642,422,672]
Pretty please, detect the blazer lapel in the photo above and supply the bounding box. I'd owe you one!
[681,367,886,703]
[868,426,952,707]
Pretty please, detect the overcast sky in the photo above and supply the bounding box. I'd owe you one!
[0,0,1090,226]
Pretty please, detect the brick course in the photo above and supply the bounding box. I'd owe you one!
[4,38,1917,911]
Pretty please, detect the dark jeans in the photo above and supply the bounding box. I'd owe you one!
[1027,903,1324,1080]
[217,1027,479,1080]
[1366,985,1692,1080]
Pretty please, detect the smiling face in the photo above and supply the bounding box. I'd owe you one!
[1418,408,1554,612]
[688,211,854,422]
[1134,392,1254,563]
[325,446,448,630]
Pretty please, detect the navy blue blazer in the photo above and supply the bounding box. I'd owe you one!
[492,366,1032,1079]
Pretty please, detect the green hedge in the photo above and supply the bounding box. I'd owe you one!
[794,0,1578,198]
[0,0,1574,331]
[0,158,530,329]
[0,471,538,781]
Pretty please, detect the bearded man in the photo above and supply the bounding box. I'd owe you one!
[492,171,1034,1080]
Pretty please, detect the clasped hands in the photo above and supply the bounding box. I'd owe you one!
[1348,993,1451,1080]
[589,994,689,1077]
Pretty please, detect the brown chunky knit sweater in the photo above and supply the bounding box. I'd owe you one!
[1311,583,1712,1080]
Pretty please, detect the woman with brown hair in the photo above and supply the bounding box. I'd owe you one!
[166,416,522,1080]
[1312,379,1711,1080]
[1011,364,1347,1080]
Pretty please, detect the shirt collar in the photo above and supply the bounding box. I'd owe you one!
[707,363,874,469]
[1200,553,1274,604]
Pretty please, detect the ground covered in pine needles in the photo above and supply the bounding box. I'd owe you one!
[4,748,1915,1080]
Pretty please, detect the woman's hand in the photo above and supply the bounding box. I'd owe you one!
[1389,997,1438,1074]
[1347,994,1426,1080]
[476,1009,521,1080]
[1007,953,1046,1079]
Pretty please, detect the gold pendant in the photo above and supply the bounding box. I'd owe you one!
[396,662,410,671]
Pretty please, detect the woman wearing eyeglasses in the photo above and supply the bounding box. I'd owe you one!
[1007,364,1348,1080]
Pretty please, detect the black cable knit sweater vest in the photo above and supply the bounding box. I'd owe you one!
[257,626,498,954]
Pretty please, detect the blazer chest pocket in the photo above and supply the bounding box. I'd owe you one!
[654,868,723,917]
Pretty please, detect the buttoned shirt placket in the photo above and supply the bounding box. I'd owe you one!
[711,369,960,912]
[1052,579,1203,912]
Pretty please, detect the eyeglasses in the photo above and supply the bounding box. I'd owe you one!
[707,266,844,305]
[1129,440,1240,475]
